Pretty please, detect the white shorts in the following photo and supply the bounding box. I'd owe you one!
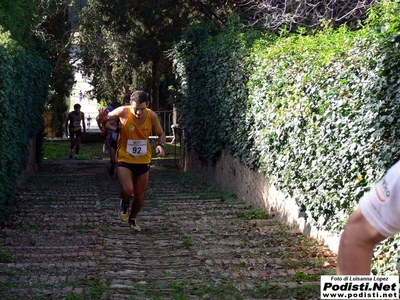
[359,160,400,237]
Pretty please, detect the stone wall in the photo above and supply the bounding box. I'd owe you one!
[180,147,341,254]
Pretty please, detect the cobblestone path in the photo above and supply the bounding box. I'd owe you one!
[0,159,336,299]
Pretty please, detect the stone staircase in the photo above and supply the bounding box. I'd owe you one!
[0,159,336,299]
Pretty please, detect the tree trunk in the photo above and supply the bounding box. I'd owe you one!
[151,58,160,111]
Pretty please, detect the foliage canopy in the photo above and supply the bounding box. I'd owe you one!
[78,0,234,109]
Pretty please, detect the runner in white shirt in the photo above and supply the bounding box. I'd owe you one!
[337,160,400,274]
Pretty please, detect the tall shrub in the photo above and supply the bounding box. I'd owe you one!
[171,16,263,163]
[0,29,50,224]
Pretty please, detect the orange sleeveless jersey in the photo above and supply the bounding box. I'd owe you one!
[116,108,153,164]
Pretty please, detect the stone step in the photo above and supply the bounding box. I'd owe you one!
[0,159,336,299]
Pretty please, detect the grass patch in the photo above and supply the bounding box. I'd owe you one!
[5,269,17,276]
[146,196,161,207]
[65,278,108,300]
[43,141,106,160]
[15,221,41,231]
[102,228,113,236]
[258,282,276,295]
[275,283,320,299]
[72,224,95,234]
[182,236,193,247]
[237,208,268,220]
[294,271,318,282]
[0,245,14,263]
[43,140,180,160]
[220,191,239,203]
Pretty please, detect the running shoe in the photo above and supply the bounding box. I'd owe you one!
[118,199,129,222]
[69,152,73,159]
[129,218,141,231]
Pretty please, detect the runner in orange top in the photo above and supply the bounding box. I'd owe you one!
[98,91,165,231]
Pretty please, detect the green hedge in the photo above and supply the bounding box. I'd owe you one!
[0,28,50,224]
[171,2,400,274]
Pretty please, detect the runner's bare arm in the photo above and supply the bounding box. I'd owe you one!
[98,106,123,124]
[151,111,166,157]
[336,209,386,275]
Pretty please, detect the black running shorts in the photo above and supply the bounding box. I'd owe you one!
[117,162,150,176]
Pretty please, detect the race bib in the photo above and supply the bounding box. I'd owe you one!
[127,139,147,157]
[73,121,81,127]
